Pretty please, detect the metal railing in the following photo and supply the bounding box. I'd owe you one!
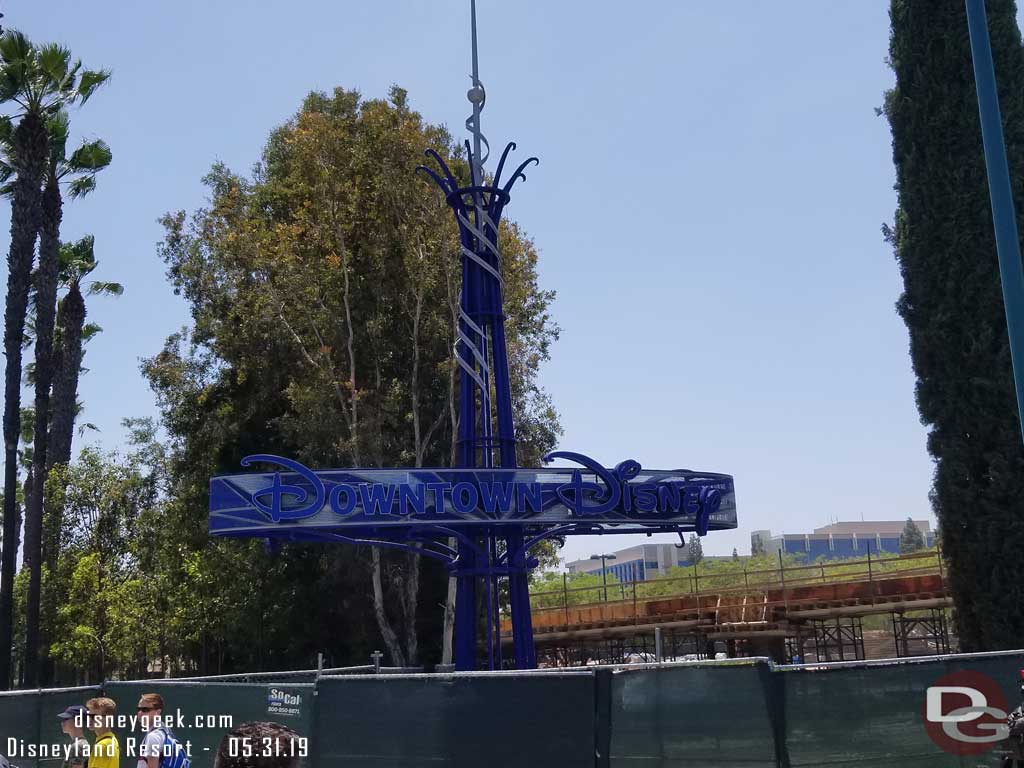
[524,549,947,631]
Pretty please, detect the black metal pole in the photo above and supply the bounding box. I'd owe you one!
[602,555,608,602]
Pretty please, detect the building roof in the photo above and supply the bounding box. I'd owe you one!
[565,543,667,570]
[812,520,931,535]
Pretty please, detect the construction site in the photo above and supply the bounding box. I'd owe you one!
[509,549,953,667]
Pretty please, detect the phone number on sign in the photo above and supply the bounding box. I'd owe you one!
[225,736,309,758]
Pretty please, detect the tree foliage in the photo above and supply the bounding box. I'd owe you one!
[898,517,926,554]
[686,534,704,565]
[141,85,560,671]
[751,534,766,557]
[885,0,1024,649]
[530,570,621,608]
[44,442,160,682]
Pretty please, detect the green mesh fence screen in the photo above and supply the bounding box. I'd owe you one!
[0,686,101,768]
[609,660,781,767]
[312,671,595,768]
[0,689,41,766]
[2,651,1024,767]
[780,650,1024,767]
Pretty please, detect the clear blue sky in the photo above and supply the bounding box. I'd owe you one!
[11,1,1009,565]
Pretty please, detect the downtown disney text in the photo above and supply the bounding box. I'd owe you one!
[210,452,736,537]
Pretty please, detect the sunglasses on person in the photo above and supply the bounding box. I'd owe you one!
[137,706,155,712]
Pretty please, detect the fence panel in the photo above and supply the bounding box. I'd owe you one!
[609,659,780,767]
[0,686,100,768]
[781,650,1024,767]
[0,690,41,767]
[313,671,595,768]
[783,661,950,767]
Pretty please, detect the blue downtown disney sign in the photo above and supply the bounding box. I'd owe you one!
[209,451,736,538]
[208,2,739,671]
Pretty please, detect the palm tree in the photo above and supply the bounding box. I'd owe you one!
[42,238,121,649]
[47,235,122,508]
[24,113,110,686]
[0,30,108,689]
[20,236,118,686]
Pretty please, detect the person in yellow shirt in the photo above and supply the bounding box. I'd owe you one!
[86,697,120,768]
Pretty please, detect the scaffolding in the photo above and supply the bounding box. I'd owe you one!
[809,617,865,662]
[535,629,720,667]
[891,609,950,658]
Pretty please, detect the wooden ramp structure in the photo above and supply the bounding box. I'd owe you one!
[503,550,953,663]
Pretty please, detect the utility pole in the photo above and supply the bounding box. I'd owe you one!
[965,0,1024,444]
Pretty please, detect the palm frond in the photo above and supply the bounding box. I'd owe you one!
[0,79,24,108]
[76,69,110,105]
[56,60,81,101]
[60,138,111,197]
[0,33,109,116]
[67,175,95,199]
[68,138,111,170]
[81,322,103,342]
[21,314,34,347]
[58,234,96,282]
[87,280,122,297]
[46,109,69,165]
[0,30,33,67]
[0,160,15,190]
[19,406,34,445]
[0,115,13,147]
[37,43,71,87]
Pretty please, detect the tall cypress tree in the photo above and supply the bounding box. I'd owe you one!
[885,0,1024,650]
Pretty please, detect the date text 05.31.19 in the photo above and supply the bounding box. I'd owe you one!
[225,736,309,758]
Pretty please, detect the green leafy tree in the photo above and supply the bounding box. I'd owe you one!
[898,518,926,554]
[45,443,157,683]
[884,0,1024,649]
[144,86,560,670]
[687,534,704,566]
[0,30,108,688]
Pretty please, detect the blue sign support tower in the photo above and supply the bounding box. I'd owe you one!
[418,0,539,670]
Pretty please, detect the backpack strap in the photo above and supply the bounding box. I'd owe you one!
[155,726,190,768]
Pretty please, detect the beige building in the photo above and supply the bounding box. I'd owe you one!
[751,520,934,560]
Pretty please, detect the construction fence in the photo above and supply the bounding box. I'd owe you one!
[2,650,1023,767]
